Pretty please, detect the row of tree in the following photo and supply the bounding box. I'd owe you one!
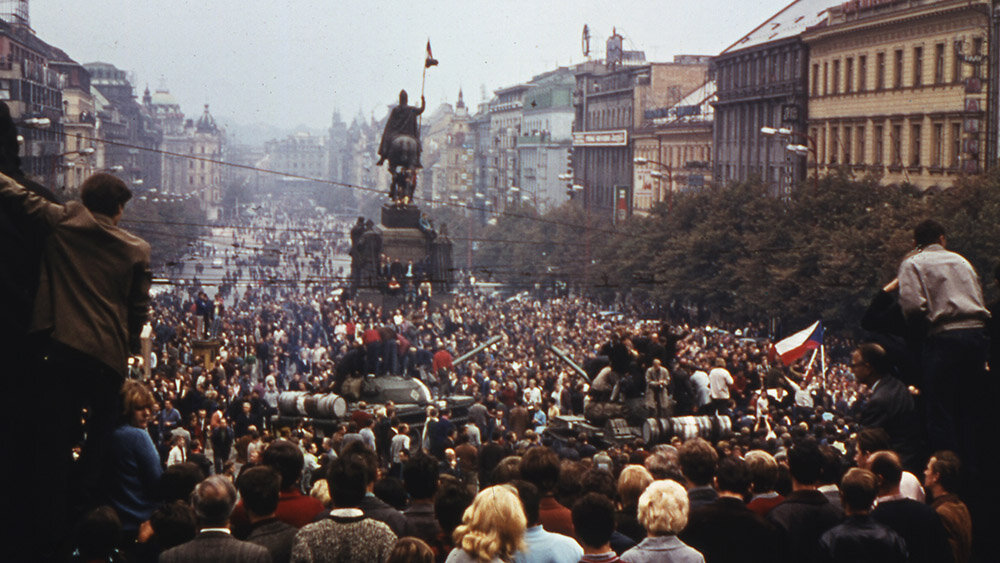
[462,171,1000,332]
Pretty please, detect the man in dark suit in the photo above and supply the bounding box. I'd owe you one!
[160,476,270,563]
[870,451,954,563]
[681,456,782,563]
[851,343,925,472]
[237,466,296,563]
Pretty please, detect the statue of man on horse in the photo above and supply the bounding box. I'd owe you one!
[377,89,425,205]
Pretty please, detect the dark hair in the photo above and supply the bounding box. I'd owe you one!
[788,439,823,486]
[856,428,890,455]
[434,480,475,537]
[929,450,962,492]
[519,447,561,494]
[263,440,305,490]
[715,456,751,495]
[328,455,367,508]
[491,455,522,485]
[0,101,22,175]
[819,445,847,486]
[75,506,121,560]
[913,219,946,248]
[80,173,132,216]
[572,493,617,549]
[150,500,197,550]
[160,462,205,503]
[374,476,409,510]
[580,467,617,500]
[679,437,718,486]
[236,466,281,517]
[856,342,891,375]
[840,468,878,512]
[191,476,237,527]
[341,440,379,484]
[386,537,434,563]
[512,480,541,525]
[868,451,903,490]
[403,452,440,500]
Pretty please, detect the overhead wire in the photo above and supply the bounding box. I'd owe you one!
[58,131,627,237]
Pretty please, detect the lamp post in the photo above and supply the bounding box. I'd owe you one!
[50,147,96,192]
[761,126,818,192]
[633,156,674,212]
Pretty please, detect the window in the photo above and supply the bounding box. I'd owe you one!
[874,125,884,164]
[953,41,962,82]
[891,125,902,165]
[973,37,984,78]
[934,43,946,84]
[833,60,841,94]
[812,63,819,95]
[911,124,921,166]
[932,123,944,167]
[859,55,867,91]
[823,62,829,95]
[843,126,852,163]
[856,126,866,164]
[846,58,854,93]
[876,52,886,90]
[913,46,923,86]
[951,123,962,167]
[830,126,838,164]
[894,50,904,88]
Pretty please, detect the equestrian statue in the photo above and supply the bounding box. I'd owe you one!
[376,89,425,205]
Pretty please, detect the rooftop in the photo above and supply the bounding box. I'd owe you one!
[720,0,841,54]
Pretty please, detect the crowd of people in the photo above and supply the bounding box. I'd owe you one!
[1,100,996,563]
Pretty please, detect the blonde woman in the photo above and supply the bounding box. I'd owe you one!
[620,480,704,563]
[445,485,526,563]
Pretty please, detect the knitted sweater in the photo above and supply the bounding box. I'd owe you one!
[291,510,396,563]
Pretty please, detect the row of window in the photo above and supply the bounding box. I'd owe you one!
[586,106,632,130]
[811,38,983,96]
[813,119,971,169]
[717,48,803,91]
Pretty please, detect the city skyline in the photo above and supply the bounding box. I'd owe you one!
[31,0,791,132]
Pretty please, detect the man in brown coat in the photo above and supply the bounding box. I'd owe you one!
[0,171,151,555]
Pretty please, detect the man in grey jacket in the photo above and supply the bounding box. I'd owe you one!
[897,220,989,479]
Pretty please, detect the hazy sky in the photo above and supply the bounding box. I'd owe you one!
[31,1,790,130]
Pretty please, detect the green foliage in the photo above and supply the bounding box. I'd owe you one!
[468,173,1000,331]
[123,196,207,271]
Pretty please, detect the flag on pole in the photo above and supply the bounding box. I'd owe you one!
[769,320,823,366]
[425,40,439,68]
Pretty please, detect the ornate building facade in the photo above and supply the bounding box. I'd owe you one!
[803,0,993,189]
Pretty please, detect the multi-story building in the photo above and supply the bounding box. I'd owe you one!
[573,42,709,221]
[264,132,327,180]
[0,13,67,183]
[86,62,162,191]
[327,110,348,184]
[487,83,529,211]
[633,79,715,213]
[470,101,493,209]
[517,67,576,211]
[50,57,95,193]
[712,0,838,196]
[803,0,993,188]
[146,85,224,219]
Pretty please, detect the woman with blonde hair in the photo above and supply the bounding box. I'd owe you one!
[106,380,163,542]
[445,485,526,563]
[620,480,704,563]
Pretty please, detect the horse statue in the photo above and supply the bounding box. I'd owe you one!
[377,90,425,206]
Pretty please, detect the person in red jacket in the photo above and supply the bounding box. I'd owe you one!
[229,440,325,538]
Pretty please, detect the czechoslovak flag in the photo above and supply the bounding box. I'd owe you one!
[769,321,823,366]
[425,40,439,68]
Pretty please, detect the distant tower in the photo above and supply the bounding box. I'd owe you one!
[456,88,465,110]
[0,0,30,30]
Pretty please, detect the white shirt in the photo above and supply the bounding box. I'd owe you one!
[708,367,734,400]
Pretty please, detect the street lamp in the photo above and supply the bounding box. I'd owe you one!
[760,126,818,191]
[633,156,674,212]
